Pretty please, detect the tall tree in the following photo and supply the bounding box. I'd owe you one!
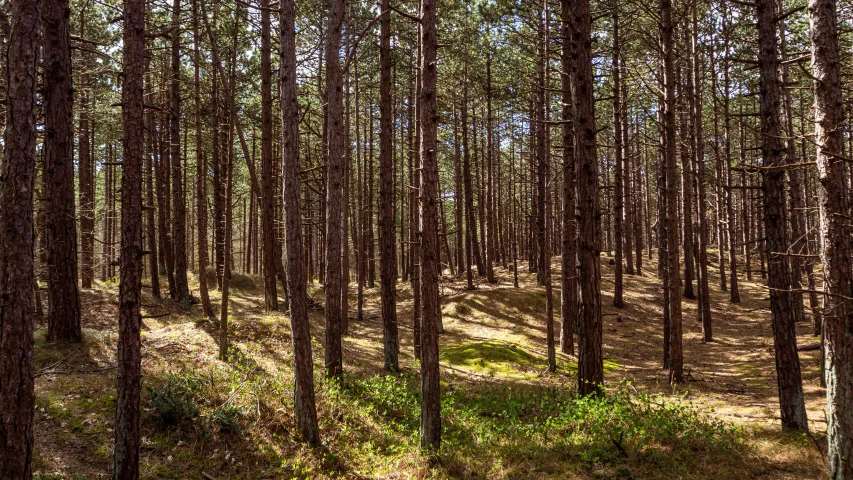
[756,0,808,431]
[193,0,212,318]
[324,0,346,381]
[78,12,95,290]
[280,0,320,446]
[43,0,81,342]
[559,0,576,355]
[660,0,683,384]
[170,0,190,305]
[260,0,278,311]
[0,0,40,475]
[378,0,399,372]
[419,0,441,451]
[113,0,146,475]
[568,0,603,397]
[611,8,624,308]
[809,0,852,472]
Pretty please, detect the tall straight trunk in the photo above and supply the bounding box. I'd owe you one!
[419,0,441,451]
[709,37,727,292]
[144,59,161,299]
[170,0,190,305]
[661,0,683,384]
[156,117,176,295]
[535,6,548,287]
[693,0,711,340]
[679,65,696,301]
[260,0,278,311]
[568,0,603,397]
[193,0,212,318]
[280,0,320,446]
[78,15,95,289]
[324,0,345,381]
[485,54,496,284]
[778,11,806,324]
[453,104,464,277]
[378,0,399,372]
[756,0,808,431]
[611,9,624,307]
[43,0,81,342]
[211,11,224,289]
[722,10,740,303]
[809,0,852,472]
[623,82,634,276]
[462,66,475,290]
[0,0,39,475]
[560,0,576,355]
[113,0,145,474]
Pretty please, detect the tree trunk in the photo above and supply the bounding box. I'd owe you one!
[170,0,190,305]
[560,0,576,355]
[611,9,624,307]
[693,0,711,340]
[756,0,808,431]
[113,0,145,474]
[280,0,320,446]
[661,0,683,384]
[193,0,212,318]
[43,0,81,342]
[324,0,345,381]
[568,0,603,397]
[0,0,39,474]
[419,0,441,451]
[379,0,399,372]
[809,0,852,471]
[78,14,95,290]
[260,0,278,311]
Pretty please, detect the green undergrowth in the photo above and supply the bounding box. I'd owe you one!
[334,373,745,478]
[143,355,746,479]
[440,340,620,379]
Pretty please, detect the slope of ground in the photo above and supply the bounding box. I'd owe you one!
[31,252,826,479]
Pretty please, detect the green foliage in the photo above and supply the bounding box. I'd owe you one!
[147,371,204,427]
[331,373,744,477]
[208,403,243,434]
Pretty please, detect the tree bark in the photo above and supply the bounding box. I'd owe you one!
[756,0,808,431]
[43,0,81,342]
[560,0,576,355]
[568,0,603,397]
[280,0,320,446]
[419,0,441,451]
[0,0,39,475]
[193,0,212,318]
[113,0,145,474]
[611,9,624,308]
[170,0,190,305]
[260,0,278,312]
[324,0,346,381]
[809,0,852,471]
[379,0,399,372]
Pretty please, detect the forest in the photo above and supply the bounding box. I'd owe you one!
[0,0,851,477]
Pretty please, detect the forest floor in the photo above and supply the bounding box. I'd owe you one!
[31,251,828,479]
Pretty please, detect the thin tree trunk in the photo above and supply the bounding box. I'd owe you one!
[260,0,278,311]
[280,0,320,446]
[612,9,624,307]
[560,0,576,355]
[170,0,190,305]
[194,0,212,318]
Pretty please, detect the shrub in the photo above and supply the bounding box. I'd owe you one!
[148,371,204,427]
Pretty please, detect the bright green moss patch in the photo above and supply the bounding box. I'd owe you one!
[440,340,541,377]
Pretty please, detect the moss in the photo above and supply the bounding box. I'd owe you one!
[440,341,543,377]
